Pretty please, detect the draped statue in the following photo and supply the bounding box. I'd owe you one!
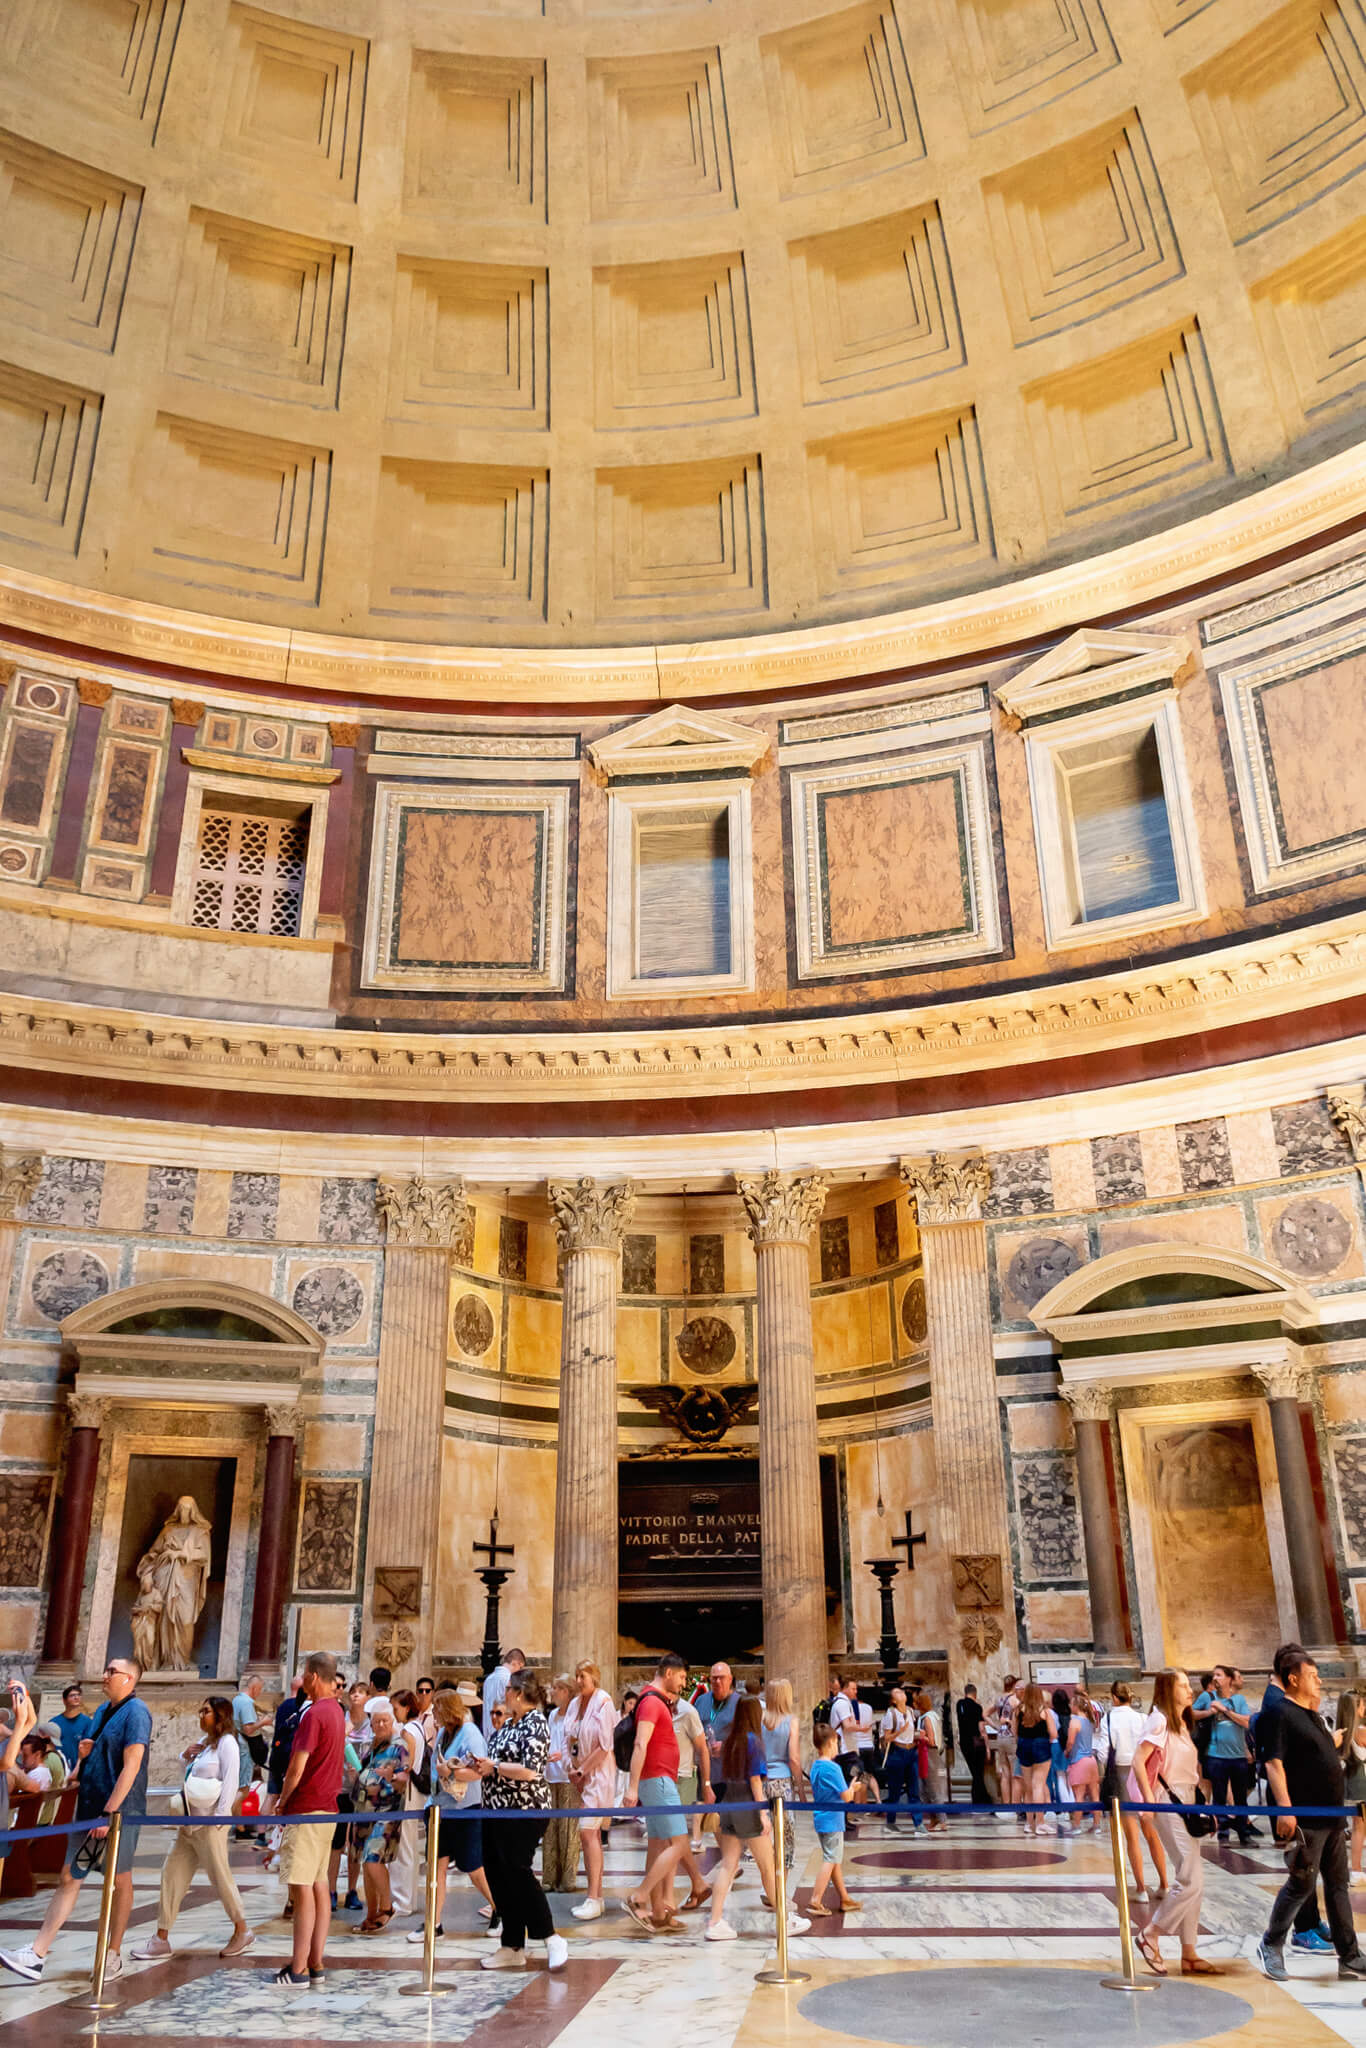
[132,1495,213,1670]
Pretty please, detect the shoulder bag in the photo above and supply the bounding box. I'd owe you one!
[1158,1770,1218,1839]
[1098,1712,1121,1805]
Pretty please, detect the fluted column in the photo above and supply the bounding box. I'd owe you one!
[366,1177,468,1678]
[249,1404,298,1666]
[1061,1383,1127,1658]
[42,1391,105,1667]
[901,1155,1019,1696]
[549,1177,636,1698]
[1252,1356,1336,1648]
[737,1169,828,1720]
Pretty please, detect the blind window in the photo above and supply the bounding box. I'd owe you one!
[189,807,308,937]
[635,807,731,979]
[1058,726,1178,923]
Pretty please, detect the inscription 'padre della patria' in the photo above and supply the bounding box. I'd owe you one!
[620,1508,760,1553]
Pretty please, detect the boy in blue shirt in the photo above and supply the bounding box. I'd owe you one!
[807,1722,862,1916]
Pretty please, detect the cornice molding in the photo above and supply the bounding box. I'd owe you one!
[0,910,1364,1106]
[1,446,1364,703]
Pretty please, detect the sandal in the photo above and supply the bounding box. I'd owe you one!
[760,1893,774,1909]
[806,1901,832,1917]
[679,1890,712,1912]
[1181,1957,1222,1976]
[1135,1931,1166,1976]
[622,1896,654,1931]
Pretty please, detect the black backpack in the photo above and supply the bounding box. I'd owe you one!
[613,1686,667,1772]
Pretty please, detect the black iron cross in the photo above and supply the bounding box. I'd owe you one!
[472,1517,515,1570]
[892,1507,928,1573]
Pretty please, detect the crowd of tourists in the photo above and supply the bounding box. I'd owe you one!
[0,1640,1362,1989]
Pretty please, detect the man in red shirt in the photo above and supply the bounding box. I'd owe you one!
[622,1652,689,1930]
[273,1651,345,1990]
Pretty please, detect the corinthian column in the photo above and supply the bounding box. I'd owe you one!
[1061,1383,1127,1659]
[548,1177,636,1698]
[366,1177,468,1678]
[1252,1356,1336,1648]
[901,1154,1019,1696]
[736,1169,828,1720]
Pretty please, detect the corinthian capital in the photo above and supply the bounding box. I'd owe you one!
[1251,1357,1315,1404]
[0,1149,42,1223]
[376,1175,468,1249]
[548,1177,637,1253]
[736,1169,827,1248]
[1328,1090,1366,1162]
[68,1391,109,1431]
[900,1153,990,1224]
[1061,1381,1115,1425]
[264,1402,299,1439]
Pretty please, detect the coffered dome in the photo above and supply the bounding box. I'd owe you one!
[1,0,1364,664]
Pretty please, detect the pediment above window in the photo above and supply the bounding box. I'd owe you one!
[997,628,1192,729]
[587,706,769,780]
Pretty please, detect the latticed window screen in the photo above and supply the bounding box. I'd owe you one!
[189,808,308,937]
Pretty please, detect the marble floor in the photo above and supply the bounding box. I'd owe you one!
[0,1813,1362,2047]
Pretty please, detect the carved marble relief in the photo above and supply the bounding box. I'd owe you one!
[985,1147,1053,1218]
[498,1215,527,1281]
[318,1178,380,1244]
[1091,1132,1145,1206]
[295,1479,360,1595]
[819,1214,851,1282]
[1272,1099,1351,1176]
[31,1247,110,1322]
[1014,1456,1083,1580]
[227,1171,279,1240]
[874,1198,899,1267]
[1272,1196,1354,1276]
[689,1234,725,1294]
[621,1234,657,1295]
[292,1266,366,1338]
[900,1275,927,1344]
[675,1314,737,1376]
[451,1292,496,1358]
[0,1474,52,1585]
[1177,1117,1233,1191]
[1006,1237,1081,1309]
[144,1165,197,1235]
[29,1156,104,1228]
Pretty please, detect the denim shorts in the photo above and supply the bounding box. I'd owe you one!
[816,1831,844,1865]
[639,1774,686,1840]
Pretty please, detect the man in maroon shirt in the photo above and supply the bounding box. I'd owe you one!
[273,1651,345,1990]
[622,1652,690,1930]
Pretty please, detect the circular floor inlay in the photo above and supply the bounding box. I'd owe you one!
[798,1968,1252,2048]
[852,1847,1066,1873]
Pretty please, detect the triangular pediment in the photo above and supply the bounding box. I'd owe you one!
[997,628,1189,726]
[587,705,769,778]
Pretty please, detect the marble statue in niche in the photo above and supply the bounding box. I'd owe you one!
[1006,1237,1080,1309]
[1148,1420,1277,1667]
[31,1248,109,1323]
[1271,1196,1352,1277]
[134,1495,213,1670]
[292,1266,365,1337]
[0,1475,52,1586]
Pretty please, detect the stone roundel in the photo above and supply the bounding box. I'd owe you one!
[292,1265,365,1337]
[798,1967,1251,2047]
[32,1249,109,1324]
[675,1314,736,1377]
[1007,1237,1081,1309]
[900,1277,927,1345]
[1271,1196,1352,1277]
[452,1291,496,1358]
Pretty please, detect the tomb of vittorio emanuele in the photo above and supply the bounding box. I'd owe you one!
[3,0,1366,1751]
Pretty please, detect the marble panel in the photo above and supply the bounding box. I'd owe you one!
[812,1284,891,1375]
[1257,1186,1361,1281]
[1260,659,1366,854]
[91,1963,539,2039]
[1090,1132,1145,1206]
[667,1301,746,1381]
[1139,1124,1183,1200]
[1014,1454,1082,1579]
[397,808,541,968]
[1177,1117,1234,1192]
[0,1408,57,1462]
[319,1175,380,1244]
[994,1227,1088,1322]
[1355,1578,1366,1633]
[499,1215,528,1281]
[1096,1205,1249,1256]
[822,776,967,946]
[29,1155,104,1227]
[985,1147,1053,1219]
[617,1301,662,1383]
[289,1260,371,1340]
[297,1603,356,1655]
[274,1175,320,1246]
[529,1218,561,1293]
[144,1163,197,1234]
[226,1170,279,1240]
[820,1214,852,1282]
[874,1198,900,1268]
[690,1232,726,1294]
[97,1160,146,1232]
[294,1477,360,1594]
[19,1239,114,1326]
[128,1246,276,1296]
[1331,1437,1366,1565]
[622,1233,657,1294]
[1224,1110,1279,1189]
[0,1473,51,1584]
[302,1420,367,1471]
[1272,1099,1353,1177]
[1024,1588,1092,1642]
[845,1430,946,1652]
[192,1171,232,1237]
[1324,1370,1366,1426]
[0,1602,38,1652]
[505,1289,561,1377]
[1047,1141,1095,1215]
[1009,1400,1073,1453]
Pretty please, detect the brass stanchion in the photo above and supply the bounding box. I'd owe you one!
[86,1812,124,2011]
[1100,1798,1157,1994]
[400,1804,453,1999]
[755,1789,810,1988]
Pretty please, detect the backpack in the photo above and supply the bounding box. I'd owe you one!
[613,1686,667,1772]
[812,1694,833,1728]
[408,1727,433,1797]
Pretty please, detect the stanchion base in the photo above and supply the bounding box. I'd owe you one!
[85,1997,121,2011]
[1098,1976,1158,1993]
[755,1967,813,1986]
[398,1984,457,1998]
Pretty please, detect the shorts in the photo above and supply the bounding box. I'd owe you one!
[279,1819,334,1888]
[1017,1736,1051,1769]
[718,1780,764,1841]
[437,1814,484,1873]
[639,1775,686,1841]
[816,1832,845,1865]
[67,1819,140,1881]
[1066,1757,1096,1787]
[995,1736,1017,1764]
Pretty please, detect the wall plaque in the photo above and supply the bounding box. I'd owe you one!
[953,1552,1003,1610]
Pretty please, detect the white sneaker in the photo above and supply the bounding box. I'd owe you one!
[786,1914,810,1936]
[1353,1872,1366,1888]
[571,1898,604,1920]
[485,1921,504,1938]
[0,1946,43,1982]
[132,1936,172,1961]
[103,1953,124,1979]
[546,1935,569,1971]
[406,1925,444,1943]
[704,1921,737,1942]
[480,1949,527,1971]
